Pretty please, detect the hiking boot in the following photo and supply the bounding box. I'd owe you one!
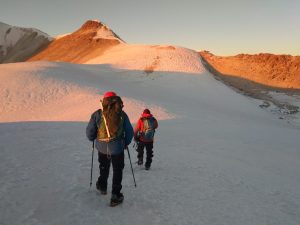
[137,158,143,165]
[145,162,151,170]
[96,181,107,195]
[110,193,124,207]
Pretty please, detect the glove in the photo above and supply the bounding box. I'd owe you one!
[134,136,140,142]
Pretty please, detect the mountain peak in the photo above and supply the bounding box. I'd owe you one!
[74,20,123,42]
[27,20,124,63]
[80,20,105,30]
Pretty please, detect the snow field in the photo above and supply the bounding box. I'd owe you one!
[0,47,300,225]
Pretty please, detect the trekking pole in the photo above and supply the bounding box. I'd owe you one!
[90,141,95,188]
[126,146,137,188]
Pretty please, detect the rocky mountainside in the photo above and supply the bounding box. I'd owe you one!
[200,51,300,89]
[27,20,124,63]
[0,22,52,63]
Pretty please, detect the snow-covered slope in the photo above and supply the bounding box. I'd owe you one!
[0,43,203,121]
[1,58,300,225]
[86,44,204,73]
[0,22,52,63]
[0,62,173,122]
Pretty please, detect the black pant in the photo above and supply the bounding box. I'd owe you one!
[97,152,124,195]
[137,142,153,167]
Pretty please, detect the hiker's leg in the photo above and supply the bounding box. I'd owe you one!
[97,152,111,191]
[111,152,125,195]
[137,142,145,164]
[145,142,154,168]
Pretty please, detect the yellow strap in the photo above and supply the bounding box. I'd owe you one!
[101,102,111,139]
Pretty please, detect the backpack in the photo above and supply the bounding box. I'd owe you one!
[141,117,156,141]
[97,96,125,142]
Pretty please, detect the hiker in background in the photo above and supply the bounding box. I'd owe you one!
[86,91,133,207]
[134,109,158,170]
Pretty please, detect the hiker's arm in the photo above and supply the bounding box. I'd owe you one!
[134,119,142,140]
[124,113,134,146]
[86,111,98,141]
[154,118,158,129]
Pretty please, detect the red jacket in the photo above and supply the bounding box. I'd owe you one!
[134,112,158,142]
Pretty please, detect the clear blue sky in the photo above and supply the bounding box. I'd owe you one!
[1,0,299,55]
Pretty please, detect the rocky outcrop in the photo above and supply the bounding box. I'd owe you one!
[200,51,300,89]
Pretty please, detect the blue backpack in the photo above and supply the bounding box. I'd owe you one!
[141,117,156,141]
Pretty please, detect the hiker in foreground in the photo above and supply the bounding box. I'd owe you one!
[134,109,158,170]
[86,91,133,207]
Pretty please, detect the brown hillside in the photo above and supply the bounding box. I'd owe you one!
[27,20,122,63]
[200,51,300,89]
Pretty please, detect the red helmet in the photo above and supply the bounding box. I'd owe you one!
[103,91,117,98]
[143,108,151,114]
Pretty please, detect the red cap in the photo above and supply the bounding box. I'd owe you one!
[103,91,117,98]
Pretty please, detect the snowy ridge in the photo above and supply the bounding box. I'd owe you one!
[86,44,204,73]
[23,27,53,41]
[0,22,52,63]
[0,22,52,55]
[93,24,124,43]
[0,61,174,122]
[54,33,71,40]
[77,20,124,43]
[0,22,24,55]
